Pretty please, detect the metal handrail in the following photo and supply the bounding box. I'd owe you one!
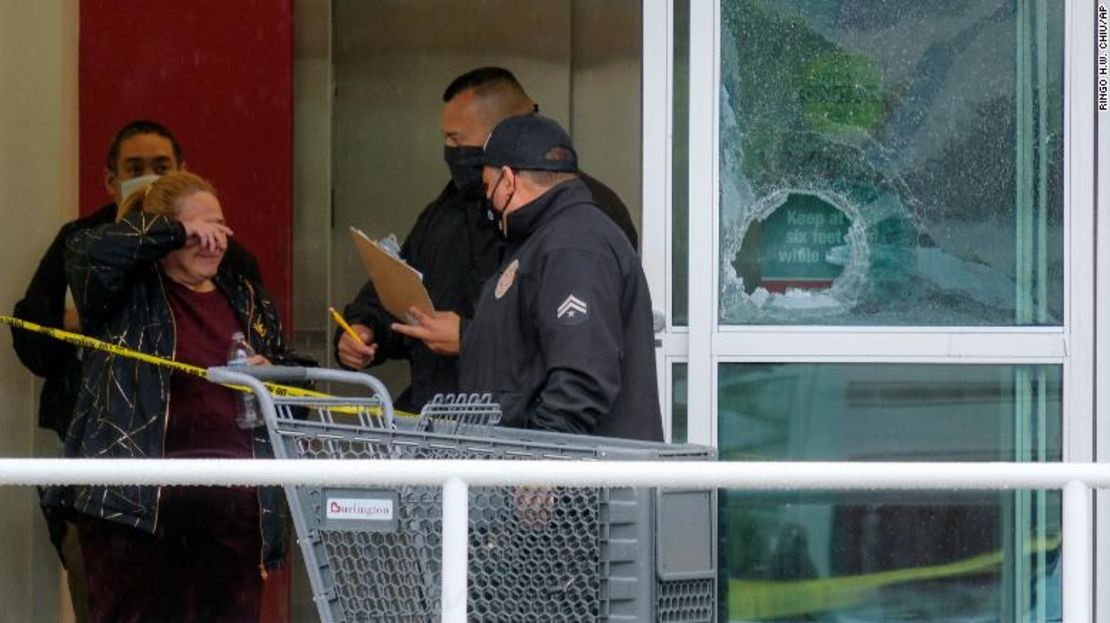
[1,458,1100,623]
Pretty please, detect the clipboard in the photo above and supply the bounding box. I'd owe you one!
[348,227,435,325]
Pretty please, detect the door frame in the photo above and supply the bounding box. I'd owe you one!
[642,0,1101,614]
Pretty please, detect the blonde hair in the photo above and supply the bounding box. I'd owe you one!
[117,171,216,221]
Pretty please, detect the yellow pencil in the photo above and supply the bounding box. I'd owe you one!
[329,307,364,343]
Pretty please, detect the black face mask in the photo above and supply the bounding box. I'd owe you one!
[486,170,515,236]
[443,145,485,195]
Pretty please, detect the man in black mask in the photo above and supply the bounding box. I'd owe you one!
[336,67,637,412]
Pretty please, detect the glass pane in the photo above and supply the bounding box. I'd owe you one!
[672,0,690,327]
[718,363,1062,621]
[672,362,688,443]
[719,1,1064,325]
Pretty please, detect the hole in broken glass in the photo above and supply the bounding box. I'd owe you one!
[732,192,852,295]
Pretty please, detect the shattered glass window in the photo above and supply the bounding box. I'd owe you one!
[719,0,1063,325]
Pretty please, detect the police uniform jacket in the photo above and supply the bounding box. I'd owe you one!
[458,178,663,441]
[338,174,638,413]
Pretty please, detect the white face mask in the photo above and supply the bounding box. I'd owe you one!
[118,174,161,204]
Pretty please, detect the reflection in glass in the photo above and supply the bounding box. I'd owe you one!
[719,1,1063,325]
[672,362,688,443]
[672,0,690,326]
[718,363,1061,621]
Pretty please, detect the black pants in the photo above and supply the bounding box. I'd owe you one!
[76,487,264,623]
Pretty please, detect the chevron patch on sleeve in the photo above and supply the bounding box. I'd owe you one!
[555,294,588,325]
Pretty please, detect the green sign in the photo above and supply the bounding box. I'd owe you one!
[750,193,851,291]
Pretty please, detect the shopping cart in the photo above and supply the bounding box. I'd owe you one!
[207,366,718,622]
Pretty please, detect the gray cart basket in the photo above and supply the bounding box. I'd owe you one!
[208,366,717,622]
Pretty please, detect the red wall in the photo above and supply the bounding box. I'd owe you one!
[79,1,294,328]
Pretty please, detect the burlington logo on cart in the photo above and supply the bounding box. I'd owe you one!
[556,294,588,325]
[327,497,394,520]
[321,490,400,532]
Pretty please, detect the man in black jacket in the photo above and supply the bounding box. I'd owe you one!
[12,119,261,440]
[394,115,662,441]
[336,67,638,413]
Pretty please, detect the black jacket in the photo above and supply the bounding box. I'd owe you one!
[337,174,637,412]
[11,202,262,439]
[459,179,663,441]
[47,212,291,570]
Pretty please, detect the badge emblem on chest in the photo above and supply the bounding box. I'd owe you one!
[495,259,520,299]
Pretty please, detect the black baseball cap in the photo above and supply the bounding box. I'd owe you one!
[482,115,578,172]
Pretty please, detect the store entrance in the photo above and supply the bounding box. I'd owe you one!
[293,0,645,399]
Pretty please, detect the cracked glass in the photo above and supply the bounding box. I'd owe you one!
[718,0,1063,325]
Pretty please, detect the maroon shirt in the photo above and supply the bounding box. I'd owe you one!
[164,279,253,458]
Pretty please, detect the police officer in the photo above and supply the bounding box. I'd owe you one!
[394,115,662,441]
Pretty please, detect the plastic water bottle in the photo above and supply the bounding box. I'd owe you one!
[228,331,262,429]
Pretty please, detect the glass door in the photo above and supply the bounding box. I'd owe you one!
[636,0,1098,619]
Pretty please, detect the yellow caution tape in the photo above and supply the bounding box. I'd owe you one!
[1,315,416,417]
[729,535,1060,619]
